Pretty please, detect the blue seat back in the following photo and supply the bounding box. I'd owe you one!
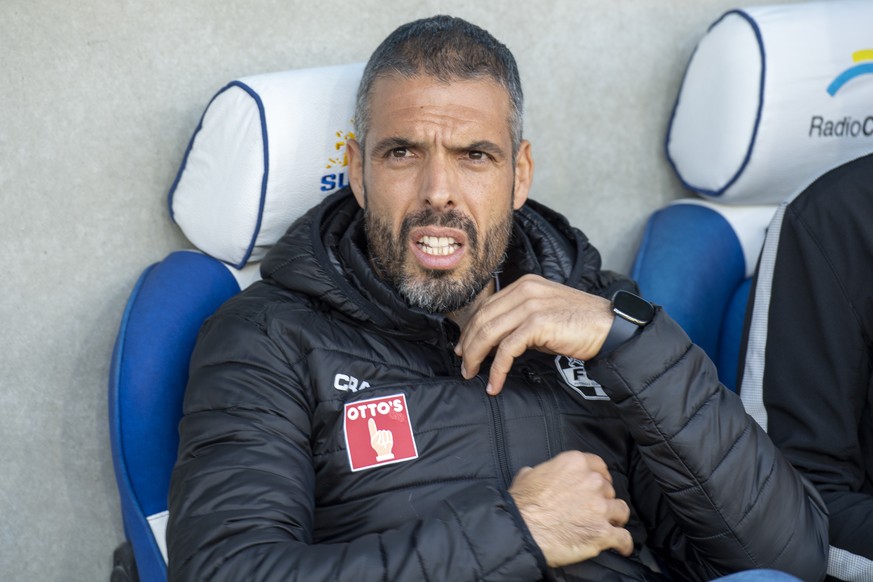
[109,252,242,580]
[631,201,773,391]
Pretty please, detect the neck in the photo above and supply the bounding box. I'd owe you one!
[446,277,497,328]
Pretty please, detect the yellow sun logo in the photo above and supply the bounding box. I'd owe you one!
[326,124,356,169]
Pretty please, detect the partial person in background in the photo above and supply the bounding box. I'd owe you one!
[168,14,827,582]
[739,152,873,581]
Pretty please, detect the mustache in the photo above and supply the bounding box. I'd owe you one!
[399,208,478,248]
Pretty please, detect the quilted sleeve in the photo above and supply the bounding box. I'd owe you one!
[588,310,829,581]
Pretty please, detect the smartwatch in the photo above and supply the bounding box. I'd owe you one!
[600,290,655,354]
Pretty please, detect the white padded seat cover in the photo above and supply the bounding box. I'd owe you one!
[169,62,365,268]
[667,0,873,204]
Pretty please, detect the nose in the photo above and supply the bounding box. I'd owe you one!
[418,153,456,211]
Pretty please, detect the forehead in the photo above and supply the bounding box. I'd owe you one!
[365,74,513,144]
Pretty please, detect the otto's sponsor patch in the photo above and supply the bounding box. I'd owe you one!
[344,394,419,472]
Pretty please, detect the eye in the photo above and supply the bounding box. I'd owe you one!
[465,150,496,164]
[389,147,408,158]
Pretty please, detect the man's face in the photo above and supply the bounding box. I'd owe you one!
[347,75,533,313]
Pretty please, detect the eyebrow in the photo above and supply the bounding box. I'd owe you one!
[370,136,416,156]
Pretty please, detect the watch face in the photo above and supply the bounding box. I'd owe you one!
[613,290,654,326]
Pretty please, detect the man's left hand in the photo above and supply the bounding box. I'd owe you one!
[455,274,614,396]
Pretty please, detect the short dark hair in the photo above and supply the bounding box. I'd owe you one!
[354,15,524,156]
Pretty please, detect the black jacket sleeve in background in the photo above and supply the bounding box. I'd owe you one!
[740,172,873,564]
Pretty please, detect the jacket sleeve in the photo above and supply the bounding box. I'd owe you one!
[587,310,829,581]
[747,202,873,562]
[167,311,544,582]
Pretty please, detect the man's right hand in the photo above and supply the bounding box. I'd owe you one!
[509,450,633,568]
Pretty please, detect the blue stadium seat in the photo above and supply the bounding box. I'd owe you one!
[107,63,363,581]
[109,252,247,581]
[633,0,873,391]
[631,201,772,391]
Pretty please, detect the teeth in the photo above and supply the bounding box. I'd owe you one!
[418,235,460,256]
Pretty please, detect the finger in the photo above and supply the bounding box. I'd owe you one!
[509,465,533,488]
[607,498,631,527]
[368,418,377,438]
[607,525,634,557]
[485,327,535,395]
[456,279,547,366]
[460,307,533,380]
[581,453,612,483]
[461,275,544,336]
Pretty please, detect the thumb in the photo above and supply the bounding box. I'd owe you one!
[368,417,377,438]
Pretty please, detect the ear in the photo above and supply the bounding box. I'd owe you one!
[347,138,366,208]
[512,140,533,210]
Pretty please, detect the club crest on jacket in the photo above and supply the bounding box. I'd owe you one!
[554,355,610,401]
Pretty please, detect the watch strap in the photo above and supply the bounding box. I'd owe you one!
[600,313,639,354]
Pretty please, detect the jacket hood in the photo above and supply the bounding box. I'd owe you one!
[260,188,629,337]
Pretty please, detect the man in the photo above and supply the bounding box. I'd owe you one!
[739,152,873,581]
[168,16,827,581]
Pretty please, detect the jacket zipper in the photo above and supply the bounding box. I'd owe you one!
[487,394,513,489]
[440,320,462,373]
[441,319,512,486]
[522,366,563,458]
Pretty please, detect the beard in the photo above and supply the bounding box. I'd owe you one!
[364,201,514,314]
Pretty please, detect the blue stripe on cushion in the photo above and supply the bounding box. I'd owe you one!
[664,9,767,198]
[166,81,269,270]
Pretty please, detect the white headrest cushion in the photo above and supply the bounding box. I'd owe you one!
[169,62,366,268]
[667,1,873,205]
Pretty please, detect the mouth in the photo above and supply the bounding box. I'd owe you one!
[408,227,468,270]
[416,235,462,256]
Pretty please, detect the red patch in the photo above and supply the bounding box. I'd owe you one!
[344,394,419,472]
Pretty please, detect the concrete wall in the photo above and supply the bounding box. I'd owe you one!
[0,0,798,579]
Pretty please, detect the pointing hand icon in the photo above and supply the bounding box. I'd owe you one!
[368,417,395,462]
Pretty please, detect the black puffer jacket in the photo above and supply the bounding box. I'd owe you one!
[168,189,828,581]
